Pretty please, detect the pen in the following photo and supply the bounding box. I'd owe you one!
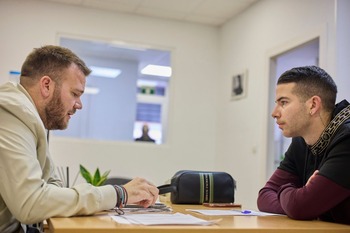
[241,210,251,214]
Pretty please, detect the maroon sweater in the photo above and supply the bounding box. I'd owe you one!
[258,101,350,224]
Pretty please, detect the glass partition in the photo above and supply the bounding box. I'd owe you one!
[53,36,171,144]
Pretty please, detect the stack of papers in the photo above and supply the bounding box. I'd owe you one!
[111,213,217,225]
[123,203,172,213]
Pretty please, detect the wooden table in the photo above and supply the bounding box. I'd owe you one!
[47,204,350,233]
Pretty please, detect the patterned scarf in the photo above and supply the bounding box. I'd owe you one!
[310,103,350,155]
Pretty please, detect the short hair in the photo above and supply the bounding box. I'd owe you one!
[20,45,91,86]
[277,66,337,113]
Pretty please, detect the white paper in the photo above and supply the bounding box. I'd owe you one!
[186,209,283,216]
[111,213,217,225]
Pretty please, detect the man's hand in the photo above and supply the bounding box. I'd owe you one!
[306,170,319,186]
[123,177,159,207]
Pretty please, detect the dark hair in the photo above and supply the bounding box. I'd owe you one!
[20,45,91,86]
[277,66,337,113]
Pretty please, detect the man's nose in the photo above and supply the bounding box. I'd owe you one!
[271,106,279,119]
[74,100,82,109]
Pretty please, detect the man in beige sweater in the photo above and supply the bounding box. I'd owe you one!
[0,45,159,233]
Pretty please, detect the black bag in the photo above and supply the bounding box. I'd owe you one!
[158,170,236,204]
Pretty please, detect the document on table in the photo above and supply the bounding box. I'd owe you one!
[111,213,218,225]
[186,209,283,216]
[122,203,172,213]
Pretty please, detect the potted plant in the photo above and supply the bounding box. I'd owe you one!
[79,164,110,186]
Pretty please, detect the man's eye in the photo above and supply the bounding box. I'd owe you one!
[281,101,287,106]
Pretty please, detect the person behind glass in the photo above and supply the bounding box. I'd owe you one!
[0,45,159,233]
[135,123,156,143]
[257,66,350,224]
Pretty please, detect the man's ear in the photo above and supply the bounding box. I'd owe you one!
[39,76,54,98]
[309,96,322,115]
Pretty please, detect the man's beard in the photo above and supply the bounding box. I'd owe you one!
[45,88,69,130]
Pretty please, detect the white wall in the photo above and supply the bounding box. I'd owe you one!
[335,0,350,102]
[1,0,348,210]
[0,0,219,185]
[216,0,341,209]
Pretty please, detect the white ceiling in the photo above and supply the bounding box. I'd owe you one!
[38,0,259,26]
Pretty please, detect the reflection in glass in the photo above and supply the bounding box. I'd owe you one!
[53,36,171,144]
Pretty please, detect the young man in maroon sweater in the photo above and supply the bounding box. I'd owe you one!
[257,66,350,224]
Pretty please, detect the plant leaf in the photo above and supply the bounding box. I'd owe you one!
[80,165,111,186]
[101,170,111,179]
[92,168,101,186]
[96,177,107,186]
[97,170,111,186]
[79,164,92,184]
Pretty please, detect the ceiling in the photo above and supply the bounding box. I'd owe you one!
[38,0,259,27]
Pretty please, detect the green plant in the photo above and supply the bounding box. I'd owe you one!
[79,164,110,186]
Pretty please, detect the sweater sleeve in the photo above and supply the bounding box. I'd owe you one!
[257,169,300,214]
[278,174,350,221]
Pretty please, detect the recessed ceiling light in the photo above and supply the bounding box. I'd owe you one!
[84,87,100,95]
[90,66,121,78]
[141,65,172,77]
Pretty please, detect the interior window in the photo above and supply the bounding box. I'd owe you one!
[53,36,171,144]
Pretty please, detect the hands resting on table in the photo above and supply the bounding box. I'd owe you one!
[123,177,159,208]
